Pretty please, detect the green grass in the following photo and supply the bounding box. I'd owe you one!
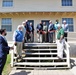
[2,54,12,75]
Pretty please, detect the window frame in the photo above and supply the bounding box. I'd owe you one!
[2,0,13,7]
[62,18,74,32]
[62,0,72,6]
[1,18,12,32]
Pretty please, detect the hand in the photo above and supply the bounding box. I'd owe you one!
[10,47,14,50]
[50,31,54,33]
[59,40,62,43]
[48,31,50,33]
[22,40,24,43]
[43,31,46,34]
[14,42,17,46]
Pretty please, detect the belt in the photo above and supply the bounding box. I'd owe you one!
[57,38,64,40]
[57,38,60,40]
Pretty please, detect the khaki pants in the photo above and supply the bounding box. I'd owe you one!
[37,33,42,43]
[53,32,56,42]
[15,42,23,57]
[37,33,39,42]
[56,39,65,59]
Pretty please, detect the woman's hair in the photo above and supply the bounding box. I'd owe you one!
[0,29,6,34]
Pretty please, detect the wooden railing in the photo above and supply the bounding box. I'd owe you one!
[10,42,70,69]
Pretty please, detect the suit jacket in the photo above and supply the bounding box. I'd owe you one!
[0,35,10,58]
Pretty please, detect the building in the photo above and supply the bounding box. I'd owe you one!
[0,0,76,41]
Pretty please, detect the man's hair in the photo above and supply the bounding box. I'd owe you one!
[0,29,6,34]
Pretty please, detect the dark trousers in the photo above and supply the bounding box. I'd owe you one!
[64,32,68,42]
[43,33,47,42]
[48,33,53,43]
[0,56,7,75]
[30,32,34,42]
[26,32,31,42]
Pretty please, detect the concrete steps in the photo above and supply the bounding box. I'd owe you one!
[11,43,70,69]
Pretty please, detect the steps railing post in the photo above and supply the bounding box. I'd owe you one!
[65,41,70,68]
[11,49,14,67]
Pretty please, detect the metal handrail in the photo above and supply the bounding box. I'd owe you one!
[64,41,70,68]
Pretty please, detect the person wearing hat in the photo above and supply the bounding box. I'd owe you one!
[56,24,65,59]
[62,20,69,42]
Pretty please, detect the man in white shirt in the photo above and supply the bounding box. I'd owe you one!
[21,21,26,42]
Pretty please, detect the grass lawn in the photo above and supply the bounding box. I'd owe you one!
[2,54,12,75]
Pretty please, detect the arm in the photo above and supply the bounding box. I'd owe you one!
[13,31,17,41]
[48,25,50,32]
[60,29,64,42]
[13,31,17,46]
[0,37,10,53]
[3,45,10,51]
[67,24,69,32]
[36,25,39,32]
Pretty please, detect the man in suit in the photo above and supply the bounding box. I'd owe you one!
[25,20,30,42]
[29,22,34,42]
[48,21,56,43]
[0,29,13,75]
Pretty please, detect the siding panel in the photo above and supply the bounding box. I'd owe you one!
[0,0,76,12]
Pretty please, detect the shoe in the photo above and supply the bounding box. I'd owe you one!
[14,54,17,57]
[19,56,23,59]
[16,58,18,62]
[53,41,56,43]
[20,59,25,62]
[57,56,63,62]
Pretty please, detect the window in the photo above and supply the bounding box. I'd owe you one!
[62,0,72,6]
[2,0,13,7]
[62,18,74,32]
[1,18,12,31]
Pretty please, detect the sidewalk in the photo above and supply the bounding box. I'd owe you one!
[9,69,74,75]
[9,58,76,75]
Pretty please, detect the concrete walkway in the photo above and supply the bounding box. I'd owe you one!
[9,58,76,75]
[9,69,74,75]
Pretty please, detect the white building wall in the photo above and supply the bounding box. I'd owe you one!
[0,0,76,12]
[0,0,76,41]
[0,13,76,41]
